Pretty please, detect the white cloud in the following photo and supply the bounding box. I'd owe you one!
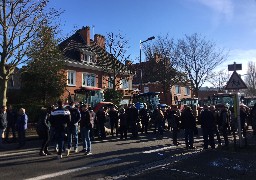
[220,49,256,75]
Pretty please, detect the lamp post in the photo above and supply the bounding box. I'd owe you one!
[139,36,155,92]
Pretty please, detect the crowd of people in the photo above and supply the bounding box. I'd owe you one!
[1,100,256,160]
[0,105,28,149]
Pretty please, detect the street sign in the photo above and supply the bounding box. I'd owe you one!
[226,71,247,90]
[228,63,242,71]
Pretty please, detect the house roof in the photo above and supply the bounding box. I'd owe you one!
[59,28,131,74]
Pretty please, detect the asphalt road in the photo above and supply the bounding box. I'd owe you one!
[0,128,255,180]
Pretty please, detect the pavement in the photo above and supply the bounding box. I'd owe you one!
[1,127,256,180]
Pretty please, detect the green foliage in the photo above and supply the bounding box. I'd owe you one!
[21,25,66,105]
[12,104,44,124]
[103,89,123,105]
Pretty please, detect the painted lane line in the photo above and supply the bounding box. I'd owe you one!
[143,144,185,154]
[25,158,121,180]
[0,150,38,157]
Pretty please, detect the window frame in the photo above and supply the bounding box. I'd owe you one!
[82,73,96,87]
[67,70,76,86]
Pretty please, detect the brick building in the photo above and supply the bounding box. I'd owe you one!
[59,26,133,106]
[132,57,192,105]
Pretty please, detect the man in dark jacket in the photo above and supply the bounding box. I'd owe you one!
[180,106,196,149]
[109,106,119,137]
[67,102,81,155]
[50,100,71,159]
[0,106,7,148]
[200,105,215,149]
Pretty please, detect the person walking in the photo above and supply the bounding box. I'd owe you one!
[16,108,28,149]
[49,100,71,159]
[37,107,52,156]
[0,106,7,149]
[5,105,17,143]
[67,103,81,156]
[200,105,215,149]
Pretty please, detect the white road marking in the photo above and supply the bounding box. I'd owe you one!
[25,158,121,180]
[143,144,185,154]
[0,150,38,157]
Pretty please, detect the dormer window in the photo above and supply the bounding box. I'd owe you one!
[80,50,95,64]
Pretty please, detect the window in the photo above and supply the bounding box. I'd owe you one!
[120,79,129,89]
[67,71,76,86]
[81,52,95,63]
[108,76,114,89]
[185,87,190,95]
[82,73,96,87]
[175,85,181,94]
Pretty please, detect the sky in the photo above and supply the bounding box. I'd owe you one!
[49,0,256,79]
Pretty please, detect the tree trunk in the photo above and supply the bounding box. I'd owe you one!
[0,78,8,106]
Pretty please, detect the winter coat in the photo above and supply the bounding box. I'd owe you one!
[200,109,215,130]
[16,113,28,131]
[180,108,196,129]
[80,110,91,129]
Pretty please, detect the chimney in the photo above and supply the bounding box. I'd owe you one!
[94,34,105,49]
[80,26,91,46]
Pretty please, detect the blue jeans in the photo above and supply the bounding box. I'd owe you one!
[81,126,91,152]
[67,125,78,149]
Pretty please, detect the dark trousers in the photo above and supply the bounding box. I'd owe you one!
[131,121,138,138]
[202,128,215,149]
[18,130,26,147]
[172,127,178,144]
[98,122,106,139]
[41,131,50,153]
[5,123,16,141]
[184,128,194,148]
[119,125,127,139]
[220,127,229,146]
[141,120,149,134]
[110,119,119,137]
[55,129,66,155]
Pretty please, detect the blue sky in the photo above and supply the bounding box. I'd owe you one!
[49,0,256,76]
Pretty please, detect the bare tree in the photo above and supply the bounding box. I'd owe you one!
[94,31,131,90]
[207,69,229,90]
[143,35,186,104]
[176,33,228,97]
[0,0,61,106]
[244,61,256,96]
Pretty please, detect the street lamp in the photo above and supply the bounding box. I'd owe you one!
[139,36,155,92]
